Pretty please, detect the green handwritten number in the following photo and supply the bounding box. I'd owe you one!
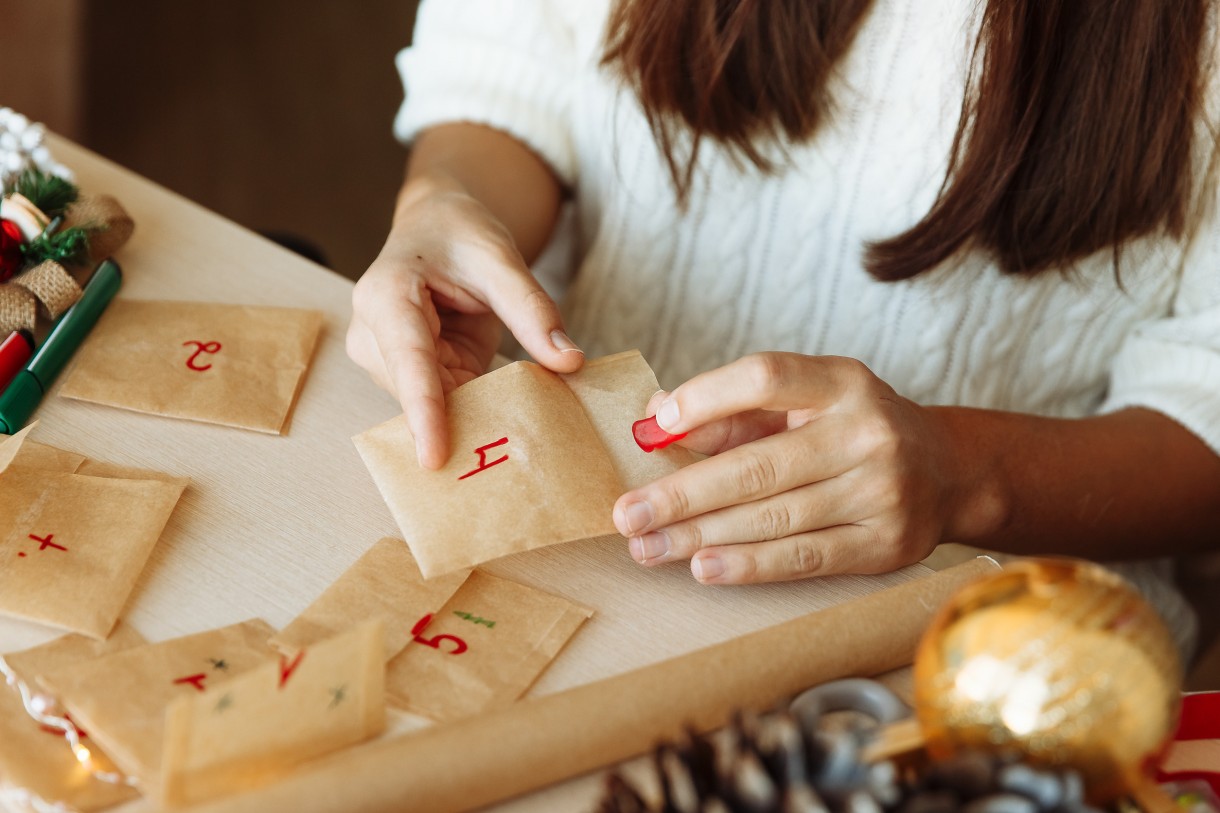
[453,611,495,629]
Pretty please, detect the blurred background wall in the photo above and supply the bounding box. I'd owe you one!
[0,0,420,280]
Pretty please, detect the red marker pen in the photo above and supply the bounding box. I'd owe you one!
[0,329,34,395]
[632,415,687,453]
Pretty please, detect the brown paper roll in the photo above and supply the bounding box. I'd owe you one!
[183,558,998,813]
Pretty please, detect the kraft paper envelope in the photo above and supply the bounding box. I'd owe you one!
[270,537,469,660]
[354,350,695,577]
[385,570,593,722]
[37,619,278,786]
[0,429,186,640]
[0,625,146,812]
[160,620,385,807]
[58,299,323,434]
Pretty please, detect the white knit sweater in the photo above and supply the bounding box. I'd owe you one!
[394,0,1219,652]
[395,0,1220,466]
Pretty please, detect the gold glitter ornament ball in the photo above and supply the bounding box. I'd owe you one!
[913,558,1181,802]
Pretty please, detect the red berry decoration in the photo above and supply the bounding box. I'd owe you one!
[0,219,23,283]
[632,415,687,453]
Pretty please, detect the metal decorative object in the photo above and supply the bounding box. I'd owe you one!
[915,558,1181,802]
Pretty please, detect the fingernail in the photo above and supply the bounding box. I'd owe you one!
[550,329,583,354]
[622,500,654,535]
[656,399,680,432]
[692,556,724,581]
[630,531,669,563]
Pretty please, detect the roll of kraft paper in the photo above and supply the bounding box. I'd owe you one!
[181,558,999,813]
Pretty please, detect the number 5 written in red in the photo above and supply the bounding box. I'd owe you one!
[410,614,468,655]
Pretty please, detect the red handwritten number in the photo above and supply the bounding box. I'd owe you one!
[28,533,67,552]
[279,651,305,688]
[458,437,509,481]
[174,673,208,692]
[183,340,222,372]
[411,614,468,654]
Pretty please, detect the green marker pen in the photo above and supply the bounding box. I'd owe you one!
[0,259,122,434]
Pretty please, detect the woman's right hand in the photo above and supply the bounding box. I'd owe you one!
[347,168,584,469]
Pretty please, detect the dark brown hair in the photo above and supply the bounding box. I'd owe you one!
[603,0,1214,279]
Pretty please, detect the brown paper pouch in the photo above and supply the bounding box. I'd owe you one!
[0,424,188,485]
[385,570,593,722]
[354,360,624,577]
[0,469,185,639]
[561,349,697,490]
[0,424,40,474]
[270,537,469,660]
[159,620,385,807]
[36,619,277,785]
[1,438,86,474]
[57,299,323,434]
[0,626,146,812]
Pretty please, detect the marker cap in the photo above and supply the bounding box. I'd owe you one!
[0,372,43,434]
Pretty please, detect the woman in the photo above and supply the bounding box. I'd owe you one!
[347,0,1220,641]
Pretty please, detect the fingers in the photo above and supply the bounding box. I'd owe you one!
[351,274,452,469]
[689,524,893,584]
[470,260,585,375]
[645,389,785,455]
[627,476,861,565]
[613,416,858,537]
[375,319,451,471]
[653,353,877,435]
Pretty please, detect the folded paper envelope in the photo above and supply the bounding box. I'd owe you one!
[37,619,278,786]
[354,350,695,577]
[0,625,146,812]
[57,299,323,434]
[385,570,593,722]
[160,620,385,807]
[0,427,186,639]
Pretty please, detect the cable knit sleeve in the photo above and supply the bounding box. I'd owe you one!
[393,0,580,187]
[1099,181,1220,454]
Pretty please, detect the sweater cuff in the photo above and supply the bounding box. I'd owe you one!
[393,38,577,188]
[1099,336,1220,456]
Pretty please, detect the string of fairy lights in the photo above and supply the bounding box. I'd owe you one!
[0,657,136,789]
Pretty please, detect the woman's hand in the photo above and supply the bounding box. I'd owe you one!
[347,169,583,469]
[613,353,991,583]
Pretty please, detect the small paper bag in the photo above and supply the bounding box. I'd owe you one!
[1,429,189,487]
[36,619,278,785]
[270,537,469,660]
[385,570,593,721]
[3,622,147,699]
[354,350,693,577]
[560,350,698,490]
[57,299,323,434]
[0,626,146,812]
[0,458,185,640]
[159,620,385,807]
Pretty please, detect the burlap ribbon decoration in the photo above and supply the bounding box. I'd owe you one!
[64,194,135,263]
[0,194,133,335]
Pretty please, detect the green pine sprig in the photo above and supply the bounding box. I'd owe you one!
[11,167,79,219]
[20,226,91,267]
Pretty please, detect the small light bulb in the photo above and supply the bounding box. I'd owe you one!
[73,744,91,765]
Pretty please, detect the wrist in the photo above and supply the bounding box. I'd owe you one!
[925,406,1013,544]
[393,168,465,225]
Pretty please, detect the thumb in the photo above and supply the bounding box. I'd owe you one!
[645,391,787,455]
[479,262,584,373]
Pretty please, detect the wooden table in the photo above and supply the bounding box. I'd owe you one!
[0,136,931,811]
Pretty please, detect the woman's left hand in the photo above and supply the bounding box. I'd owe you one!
[613,352,976,584]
